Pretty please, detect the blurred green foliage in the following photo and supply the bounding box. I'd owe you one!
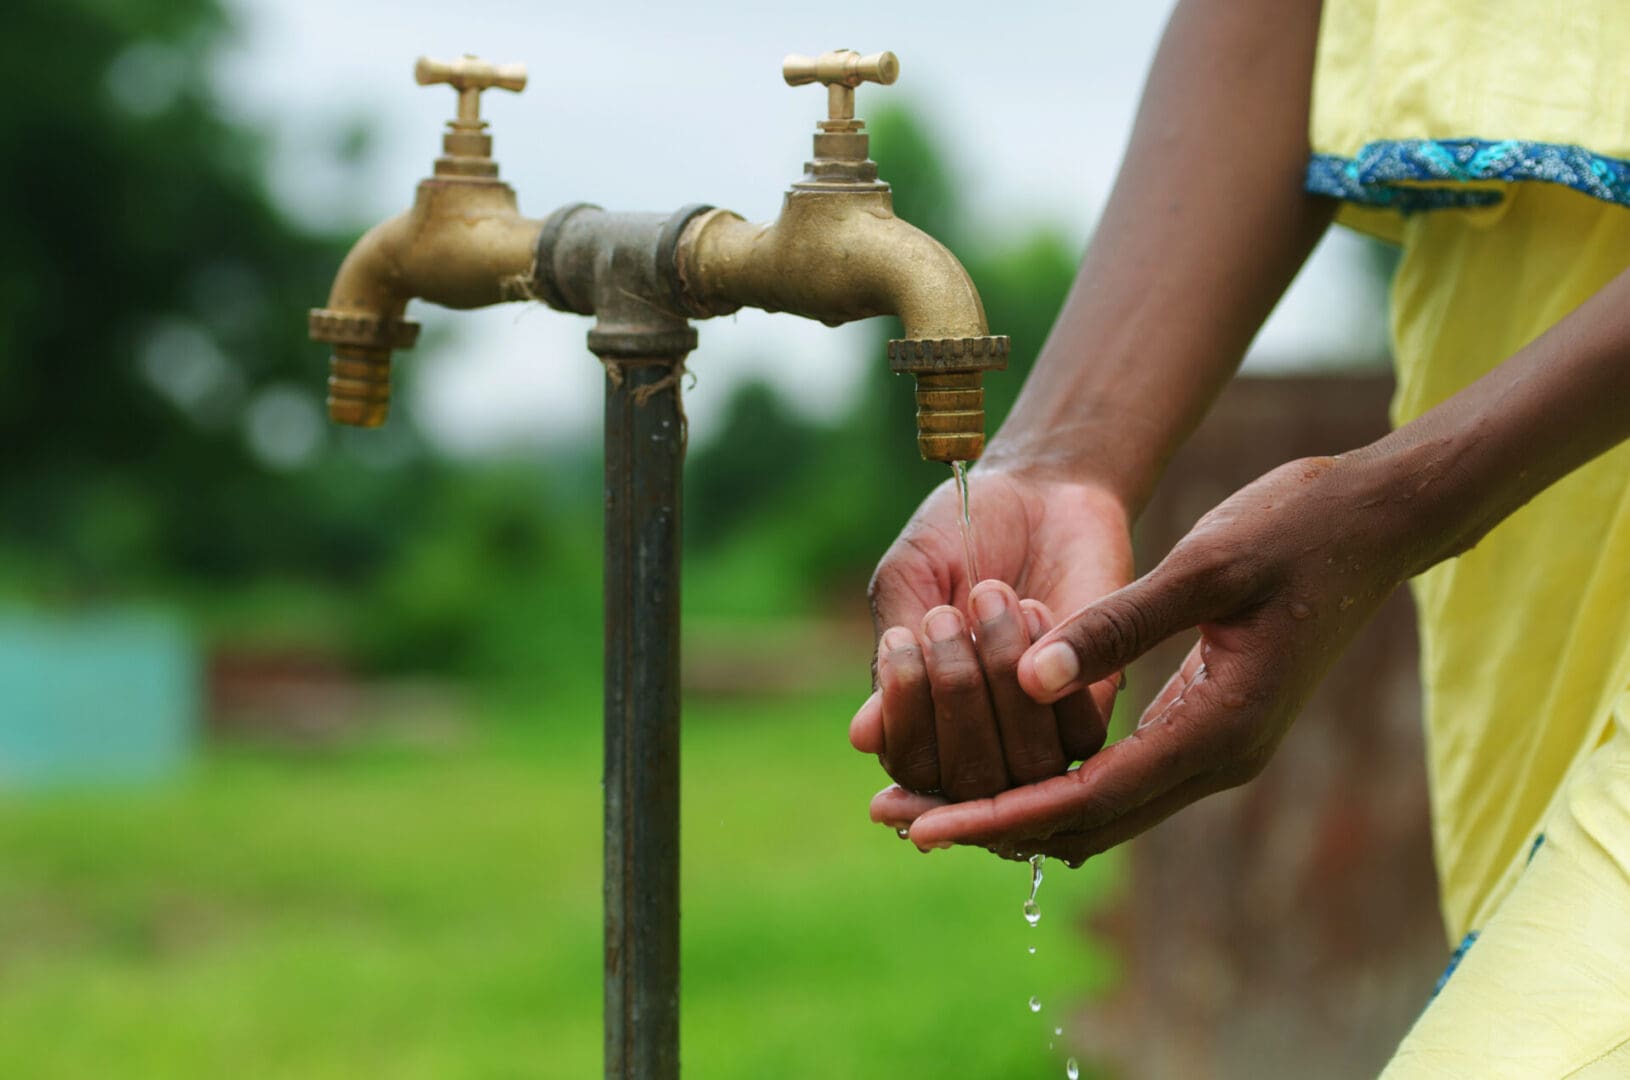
[2,0,1081,682]
[1,0,418,589]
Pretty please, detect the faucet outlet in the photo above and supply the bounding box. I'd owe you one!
[309,54,541,428]
[889,337,1010,461]
[669,49,1010,462]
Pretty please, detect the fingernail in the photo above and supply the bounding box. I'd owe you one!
[925,608,962,643]
[881,627,915,653]
[972,585,1006,625]
[1022,607,1044,640]
[1032,641,1080,693]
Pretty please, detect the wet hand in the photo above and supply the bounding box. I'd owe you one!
[873,455,1412,860]
[849,468,1133,800]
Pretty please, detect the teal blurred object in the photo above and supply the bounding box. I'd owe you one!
[0,611,198,787]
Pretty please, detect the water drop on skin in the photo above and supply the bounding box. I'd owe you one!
[1028,996,1042,1013]
[896,827,909,839]
[1066,1059,1079,1079]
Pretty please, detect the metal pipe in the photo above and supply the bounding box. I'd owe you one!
[534,206,705,1079]
[600,345,688,1080]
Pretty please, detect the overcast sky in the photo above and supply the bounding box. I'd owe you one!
[214,0,1388,456]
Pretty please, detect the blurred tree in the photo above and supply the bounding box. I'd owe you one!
[686,379,820,549]
[0,0,437,594]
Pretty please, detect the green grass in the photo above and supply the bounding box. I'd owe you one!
[0,690,1117,1078]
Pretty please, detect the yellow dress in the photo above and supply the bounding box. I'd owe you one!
[1309,1,1630,1072]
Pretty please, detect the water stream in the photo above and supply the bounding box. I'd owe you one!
[956,465,1075,1078]
[951,460,982,590]
[1026,854,1077,1075]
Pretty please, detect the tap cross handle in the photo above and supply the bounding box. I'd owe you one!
[782,49,898,122]
[415,54,527,128]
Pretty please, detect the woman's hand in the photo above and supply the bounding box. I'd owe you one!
[849,467,1134,800]
[873,453,1414,861]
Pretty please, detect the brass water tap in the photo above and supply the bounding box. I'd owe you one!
[309,55,541,427]
[673,49,1009,461]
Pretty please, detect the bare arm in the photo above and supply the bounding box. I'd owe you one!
[989,0,1336,512]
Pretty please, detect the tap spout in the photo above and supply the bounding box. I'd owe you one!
[309,177,543,427]
[675,191,988,339]
[674,189,1007,461]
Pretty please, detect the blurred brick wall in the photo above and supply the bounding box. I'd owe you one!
[1078,375,1446,1078]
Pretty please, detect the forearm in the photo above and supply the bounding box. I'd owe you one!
[1359,267,1630,579]
[986,0,1334,514]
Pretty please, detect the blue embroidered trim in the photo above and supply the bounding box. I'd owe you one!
[1429,930,1480,1002]
[1306,139,1630,213]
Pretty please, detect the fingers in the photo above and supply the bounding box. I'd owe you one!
[1021,599,1110,762]
[921,605,1009,800]
[970,583,1065,784]
[1053,686,1110,763]
[1018,562,1218,704]
[849,690,883,754]
[906,715,1209,849]
[1037,771,1231,862]
[877,627,939,793]
[870,784,948,830]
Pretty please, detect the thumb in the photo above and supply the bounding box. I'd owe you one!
[1018,559,1224,703]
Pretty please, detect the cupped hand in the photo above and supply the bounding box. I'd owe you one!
[849,466,1134,800]
[874,454,1413,861]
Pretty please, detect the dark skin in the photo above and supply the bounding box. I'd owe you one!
[851,0,1630,861]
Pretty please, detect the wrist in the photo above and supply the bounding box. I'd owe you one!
[982,404,1167,520]
[974,439,1139,534]
[1340,426,1506,582]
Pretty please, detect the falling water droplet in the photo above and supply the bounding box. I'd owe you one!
[1066,1058,1080,1079]
[1054,1026,1062,1037]
[1023,853,1044,926]
[1028,996,1042,1013]
[1027,946,1036,955]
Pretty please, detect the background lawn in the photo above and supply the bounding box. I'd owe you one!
[0,689,1117,1078]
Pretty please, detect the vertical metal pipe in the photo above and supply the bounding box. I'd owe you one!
[600,348,688,1080]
